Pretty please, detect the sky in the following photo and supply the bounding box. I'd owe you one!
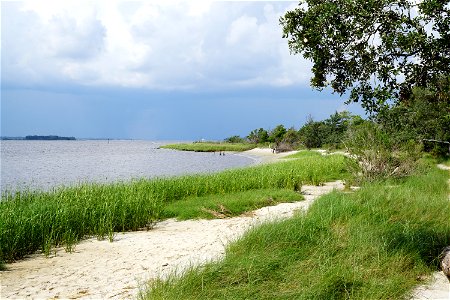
[1,0,365,140]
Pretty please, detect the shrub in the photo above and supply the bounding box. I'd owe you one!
[344,122,422,183]
[224,136,246,144]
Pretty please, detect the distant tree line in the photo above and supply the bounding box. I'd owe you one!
[225,111,364,152]
[25,135,76,141]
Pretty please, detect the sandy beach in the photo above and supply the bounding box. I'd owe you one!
[1,149,448,299]
[242,147,299,164]
[1,180,345,299]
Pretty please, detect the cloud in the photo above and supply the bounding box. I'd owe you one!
[226,15,258,45]
[2,2,107,86]
[46,15,106,60]
[2,1,310,90]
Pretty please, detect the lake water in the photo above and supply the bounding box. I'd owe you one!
[0,140,258,192]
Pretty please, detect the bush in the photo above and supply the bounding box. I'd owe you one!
[224,135,246,144]
[344,122,422,183]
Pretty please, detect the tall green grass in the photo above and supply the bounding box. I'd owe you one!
[0,154,347,263]
[282,150,324,159]
[162,189,304,220]
[142,166,450,299]
[161,142,256,152]
[0,181,162,262]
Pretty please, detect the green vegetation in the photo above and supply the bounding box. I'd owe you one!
[299,112,364,150]
[141,165,450,300]
[1,181,162,261]
[281,0,449,113]
[344,122,423,183]
[0,153,347,263]
[282,150,324,159]
[376,81,450,157]
[161,142,256,152]
[276,0,449,167]
[162,189,303,221]
[228,111,363,152]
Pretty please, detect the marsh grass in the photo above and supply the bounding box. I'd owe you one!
[142,166,450,300]
[161,142,256,152]
[0,181,163,262]
[162,189,303,220]
[0,154,347,263]
[282,150,324,159]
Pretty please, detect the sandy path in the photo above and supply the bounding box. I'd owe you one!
[1,177,344,299]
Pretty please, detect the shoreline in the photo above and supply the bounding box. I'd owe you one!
[240,147,299,164]
[1,181,344,299]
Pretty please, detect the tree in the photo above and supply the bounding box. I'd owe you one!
[224,135,245,143]
[298,116,323,149]
[322,111,352,147]
[269,125,287,144]
[247,128,269,144]
[281,0,450,113]
[282,127,300,145]
[376,77,450,155]
[257,128,270,144]
[276,127,300,152]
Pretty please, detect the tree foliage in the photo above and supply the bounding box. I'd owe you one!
[269,125,287,144]
[224,135,246,144]
[281,0,450,113]
[376,77,450,155]
[299,112,361,149]
[298,116,323,149]
[247,128,269,144]
[242,111,359,151]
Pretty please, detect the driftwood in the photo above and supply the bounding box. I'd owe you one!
[201,204,232,219]
[440,246,450,281]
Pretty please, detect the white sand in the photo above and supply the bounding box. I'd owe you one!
[1,181,344,299]
[410,272,450,300]
[241,147,299,164]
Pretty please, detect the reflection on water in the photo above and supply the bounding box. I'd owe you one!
[1,140,256,192]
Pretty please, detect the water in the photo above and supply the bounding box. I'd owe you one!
[1,140,258,192]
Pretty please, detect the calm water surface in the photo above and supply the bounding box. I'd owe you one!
[1,140,258,192]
